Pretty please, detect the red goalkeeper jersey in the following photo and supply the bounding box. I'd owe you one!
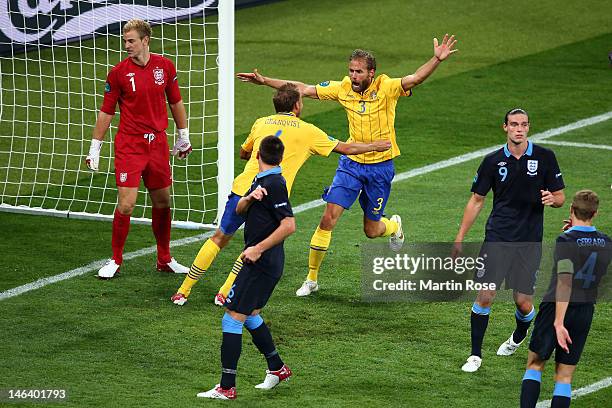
[100,54,182,135]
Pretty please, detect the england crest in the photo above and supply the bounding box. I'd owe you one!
[153,68,165,85]
[527,159,538,176]
[120,172,128,183]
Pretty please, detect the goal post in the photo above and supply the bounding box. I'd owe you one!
[0,0,234,229]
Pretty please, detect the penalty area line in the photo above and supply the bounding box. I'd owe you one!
[1,110,611,302]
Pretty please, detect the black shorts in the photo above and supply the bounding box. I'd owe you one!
[529,302,594,365]
[225,261,281,315]
[474,242,542,295]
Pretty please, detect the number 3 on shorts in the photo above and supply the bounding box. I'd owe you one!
[373,197,384,211]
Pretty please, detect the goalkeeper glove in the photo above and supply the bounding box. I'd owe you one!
[86,139,102,171]
[172,128,192,160]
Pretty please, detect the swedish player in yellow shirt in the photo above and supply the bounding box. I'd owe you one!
[237,34,458,296]
[171,84,391,305]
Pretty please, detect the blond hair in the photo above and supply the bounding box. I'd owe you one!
[571,190,599,221]
[122,19,152,40]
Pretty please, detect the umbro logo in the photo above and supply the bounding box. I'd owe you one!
[497,161,507,166]
[126,73,135,77]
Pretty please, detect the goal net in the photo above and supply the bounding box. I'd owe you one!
[0,0,234,229]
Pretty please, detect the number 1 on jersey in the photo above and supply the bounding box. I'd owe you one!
[129,76,136,92]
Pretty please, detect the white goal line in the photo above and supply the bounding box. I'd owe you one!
[1,109,612,303]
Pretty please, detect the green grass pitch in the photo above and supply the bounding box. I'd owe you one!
[1,0,611,406]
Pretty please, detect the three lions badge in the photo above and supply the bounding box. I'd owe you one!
[153,68,165,85]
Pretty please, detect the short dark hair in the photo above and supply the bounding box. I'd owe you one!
[571,190,599,221]
[273,83,300,113]
[504,108,529,124]
[350,49,376,71]
[259,135,284,166]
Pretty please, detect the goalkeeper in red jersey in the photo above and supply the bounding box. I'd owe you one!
[85,19,192,279]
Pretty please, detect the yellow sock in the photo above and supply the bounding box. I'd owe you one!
[177,239,220,297]
[218,255,244,297]
[307,226,332,282]
[380,217,398,237]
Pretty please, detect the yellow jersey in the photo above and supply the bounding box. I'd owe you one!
[231,112,339,196]
[315,74,411,164]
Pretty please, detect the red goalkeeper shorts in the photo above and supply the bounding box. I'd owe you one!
[114,131,172,190]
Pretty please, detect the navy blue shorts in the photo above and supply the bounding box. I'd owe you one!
[323,155,394,221]
[218,193,246,235]
[474,242,542,295]
[529,302,594,365]
[224,256,283,315]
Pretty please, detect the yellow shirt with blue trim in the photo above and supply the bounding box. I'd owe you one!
[231,112,339,196]
[316,74,411,164]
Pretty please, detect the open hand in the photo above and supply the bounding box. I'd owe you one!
[434,34,458,61]
[236,69,265,85]
[555,324,572,353]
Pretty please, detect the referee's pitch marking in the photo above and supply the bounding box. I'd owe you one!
[2,109,612,302]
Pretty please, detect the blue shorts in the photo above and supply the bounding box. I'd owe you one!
[219,193,246,235]
[322,155,394,221]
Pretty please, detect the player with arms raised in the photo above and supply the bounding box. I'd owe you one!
[237,34,458,296]
[170,83,391,305]
[85,19,192,279]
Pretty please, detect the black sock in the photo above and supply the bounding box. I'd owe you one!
[220,332,242,389]
[551,383,572,408]
[513,307,535,343]
[551,396,571,408]
[520,380,541,408]
[471,309,490,357]
[520,369,542,408]
[248,322,283,371]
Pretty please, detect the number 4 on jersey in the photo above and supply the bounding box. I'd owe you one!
[574,252,597,289]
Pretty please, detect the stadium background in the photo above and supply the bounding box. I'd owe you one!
[1,0,611,406]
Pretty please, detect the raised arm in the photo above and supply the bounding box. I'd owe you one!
[401,34,458,91]
[237,69,319,99]
[333,139,392,155]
